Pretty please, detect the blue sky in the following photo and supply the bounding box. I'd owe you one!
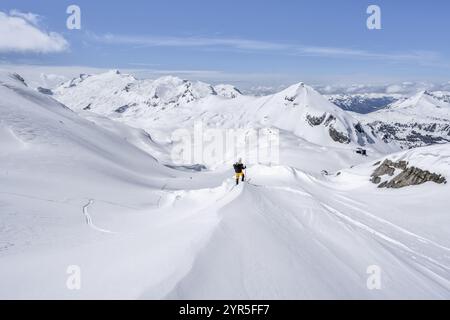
[1,0,450,88]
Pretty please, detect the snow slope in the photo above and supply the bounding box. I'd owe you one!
[1,71,449,299]
[0,71,229,298]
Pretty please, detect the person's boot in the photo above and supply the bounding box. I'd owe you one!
[242,175,245,182]
[236,179,239,185]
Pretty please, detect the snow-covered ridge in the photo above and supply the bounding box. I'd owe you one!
[53,70,242,115]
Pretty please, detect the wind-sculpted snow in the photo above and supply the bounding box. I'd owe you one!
[167,160,450,299]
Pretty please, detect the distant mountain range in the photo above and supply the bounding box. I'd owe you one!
[326,93,403,114]
[51,71,391,152]
[49,70,450,150]
[354,91,450,148]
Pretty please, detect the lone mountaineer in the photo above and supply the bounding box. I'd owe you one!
[233,158,246,185]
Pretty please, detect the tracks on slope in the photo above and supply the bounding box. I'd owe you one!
[246,177,450,286]
[82,199,115,234]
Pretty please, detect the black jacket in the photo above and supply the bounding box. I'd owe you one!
[233,163,246,173]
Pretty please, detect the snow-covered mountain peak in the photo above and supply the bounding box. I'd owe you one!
[278,82,342,114]
[150,75,217,101]
[386,89,450,116]
[405,90,437,106]
[213,84,242,99]
[238,81,392,149]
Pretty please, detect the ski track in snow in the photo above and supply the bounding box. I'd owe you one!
[247,179,450,267]
[283,173,450,270]
[241,176,450,291]
[320,203,449,270]
[82,199,115,234]
[331,194,450,252]
[318,202,450,292]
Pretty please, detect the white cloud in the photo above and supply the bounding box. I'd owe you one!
[90,32,445,66]
[314,81,450,96]
[0,11,68,53]
[385,84,404,94]
[93,33,287,51]
[9,9,41,26]
[298,46,441,65]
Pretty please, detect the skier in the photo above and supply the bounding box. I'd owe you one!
[233,158,246,185]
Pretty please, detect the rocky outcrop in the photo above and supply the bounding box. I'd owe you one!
[37,87,53,95]
[372,159,408,176]
[324,115,336,126]
[329,127,350,144]
[371,159,446,188]
[11,73,27,87]
[114,105,130,113]
[305,112,352,144]
[306,113,326,126]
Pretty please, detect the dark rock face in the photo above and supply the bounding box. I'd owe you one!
[366,121,450,148]
[114,105,130,113]
[10,73,27,86]
[37,87,53,95]
[371,176,381,184]
[354,122,375,145]
[306,113,326,126]
[285,95,296,102]
[329,127,350,144]
[371,159,446,188]
[406,131,449,145]
[123,83,132,92]
[381,167,447,188]
[324,115,336,126]
[372,159,407,177]
[354,122,364,134]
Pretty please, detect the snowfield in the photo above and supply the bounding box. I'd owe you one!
[0,71,449,299]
